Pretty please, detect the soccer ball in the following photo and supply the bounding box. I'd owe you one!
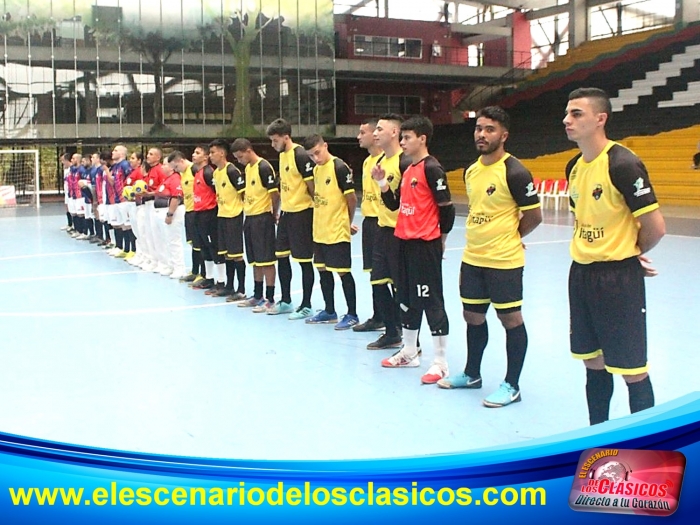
[122,186,135,201]
[133,179,148,194]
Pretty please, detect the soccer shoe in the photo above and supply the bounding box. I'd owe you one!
[209,286,231,298]
[193,278,215,290]
[60,225,69,231]
[179,273,199,283]
[381,348,420,368]
[352,318,385,332]
[421,363,448,385]
[252,300,275,313]
[305,310,338,324]
[127,254,143,266]
[76,233,90,240]
[237,296,263,308]
[124,251,136,260]
[366,333,403,350]
[267,301,295,316]
[70,231,81,238]
[158,266,173,276]
[141,261,157,272]
[335,314,360,331]
[109,248,124,257]
[288,306,313,320]
[225,291,247,302]
[169,271,187,280]
[89,237,103,244]
[189,275,205,287]
[482,382,521,408]
[436,373,482,390]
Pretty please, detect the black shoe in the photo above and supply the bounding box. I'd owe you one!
[367,333,403,350]
[89,237,102,244]
[352,318,386,332]
[195,279,216,291]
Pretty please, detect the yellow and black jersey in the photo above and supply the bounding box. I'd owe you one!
[213,162,245,218]
[566,141,659,264]
[313,156,355,244]
[279,144,314,213]
[180,164,195,212]
[244,159,278,216]
[462,153,540,269]
[361,152,383,218]
[377,151,410,228]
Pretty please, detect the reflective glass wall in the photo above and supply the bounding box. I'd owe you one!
[0,0,335,139]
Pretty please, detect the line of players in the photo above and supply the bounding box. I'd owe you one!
[58,112,534,407]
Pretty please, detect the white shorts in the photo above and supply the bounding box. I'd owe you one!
[120,201,132,227]
[110,202,127,226]
[67,198,76,215]
[97,204,107,222]
[75,197,86,215]
[107,204,118,225]
[84,203,94,220]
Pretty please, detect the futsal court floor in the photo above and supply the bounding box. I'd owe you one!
[0,203,698,460]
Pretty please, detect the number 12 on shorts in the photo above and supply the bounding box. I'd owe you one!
[416,284,430,297]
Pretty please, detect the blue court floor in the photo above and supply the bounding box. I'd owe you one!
[0,204,698,460]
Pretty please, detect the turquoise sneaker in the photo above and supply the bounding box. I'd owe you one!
[437,373,482,390]
[266,301,295,315]
[483,382,521,408]
[288,306,313,320]
[305,310,338,324]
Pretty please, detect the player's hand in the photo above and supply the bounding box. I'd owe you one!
[371,165,386,182]
[350,224,359,235]
[165,216,173,226]
[638,255,658,277]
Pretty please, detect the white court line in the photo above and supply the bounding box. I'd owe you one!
[0,302,236,318]
[0,270,140,285]
[0,250,103,261]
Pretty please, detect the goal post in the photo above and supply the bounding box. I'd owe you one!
[0,149,41,209]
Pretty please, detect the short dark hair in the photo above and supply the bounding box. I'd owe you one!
[266,118,292,137]
[148,147,163,160]
[476,106,511,131]
[377,113,404,125]
[166,150,186,163]
[194,144,210,155]
[568,87,612,119]
[303,134,325,150]
[400,115,434,145]
[231,138,253,153]
[99,151,111,163]
[360,118,377,128]
[131,151,144,163]
[62,152,71,162]
[208,138,230,154]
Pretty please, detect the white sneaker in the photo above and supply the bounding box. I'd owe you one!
[107,247,119,256]
[381,348,421,368]
[60,225,69,231]
[421,363,449,385]
[76,233,89,240]
[159,266,173,276]
[169,272,186,280]
[127,254,143,266]
[141,261,157,272]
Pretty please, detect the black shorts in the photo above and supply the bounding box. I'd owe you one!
[396,238,445,311]
[185,211,196,244]
[244,213,276,266]
[276,208,313,262]
[194,208,222,262]
[370,226,400,286]
[569,257,648,374]
[313,242,351,273]
[217,214,244,259]
[459,263,524,314]
[361,216,379,272]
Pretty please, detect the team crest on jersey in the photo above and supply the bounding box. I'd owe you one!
[325,177,331,185]
[221,181,226,187]
[158,185,165,192]
[251,179,256,185]
[410,178,418,188]
[633,177,651,197]
[285,165,290,172]
[387,175,394,183]
[486,184,496,196]
[436,178,447,191]
[149,179,154,186]
[592,184,603,200]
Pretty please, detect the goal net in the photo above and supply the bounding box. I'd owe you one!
[0,150,40,208]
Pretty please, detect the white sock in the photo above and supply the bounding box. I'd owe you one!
[402,328,419,357]
[432,335,448,367]
[205,260,215,279]
[216,263,226,284]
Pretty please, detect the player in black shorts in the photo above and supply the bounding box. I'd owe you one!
[437,106,542,408]
[373,115,456,385]
[563,87,666,425]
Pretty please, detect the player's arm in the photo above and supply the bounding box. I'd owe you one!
[565,155,581,212]
[505,159,542,239]
[374,164,400,210]
[260,161,281,219]
[636,209,665,254]
[294,146,315,197]
[228,164,246,201]
[334,159,358,230]
[424,158,455,251]
[165,182,183,225]
[203,165,215,189]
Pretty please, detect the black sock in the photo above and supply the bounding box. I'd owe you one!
[319,271,335,314]
[586,368,614,425]
[225,260,235,291]
[104,223,112,243]
[465,321,488,378]
[87,218,95,236]
[278,257,292,304]
[627,376,654,414]
[375,284,398,338]
[123,231,132,252]
[191,250,202,276]
[300,262,315,309]
[128,230,136,253]
[340,273,357,316]
[76,216,84,234]
[504,324,528,390]
[254,280,263,300]
[94,220,103,239]
[234,260,246,294]
[114,229,123,250]
[66,211,73,227]
[265,285,275,303]
[371,288,383,324]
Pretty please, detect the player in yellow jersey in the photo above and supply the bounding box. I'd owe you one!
[232,138,280,313]
[265,119,316,319]
[437,106,542,408]
[563,88,665,425]
[208,139,247,301]
[303,134,359,330]
[353,118,387,334]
